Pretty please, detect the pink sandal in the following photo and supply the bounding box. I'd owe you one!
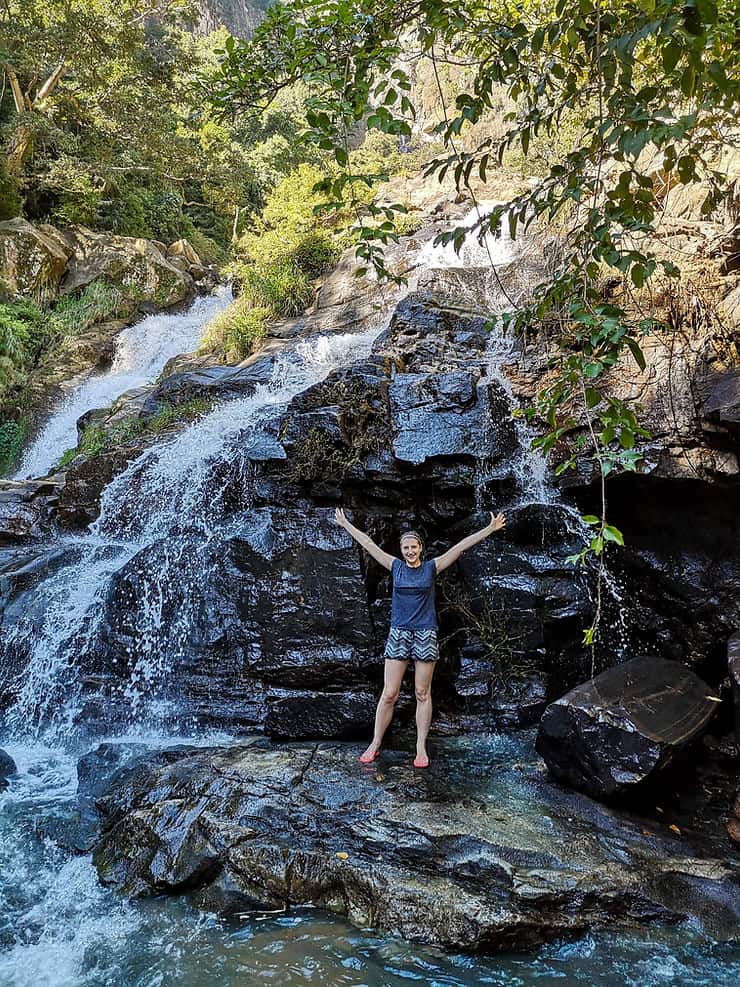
[359,749,380,764]
[413,754,429,769]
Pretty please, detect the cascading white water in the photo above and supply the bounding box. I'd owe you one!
[15,287,232,481]
[416,203,552,506]
[416,202,518,269]
[479,328,554,508]
[2,324,385,740]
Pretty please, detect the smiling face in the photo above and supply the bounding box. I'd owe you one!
[400,535,423,567]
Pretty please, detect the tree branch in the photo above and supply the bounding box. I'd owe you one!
[34,59,67,107]
[5,65,25,114]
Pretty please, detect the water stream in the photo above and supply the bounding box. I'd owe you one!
[15,288,232,480]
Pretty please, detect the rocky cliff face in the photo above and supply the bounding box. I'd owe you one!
[192,0,266,38]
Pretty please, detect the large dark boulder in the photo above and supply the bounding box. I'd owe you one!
[389,371,516,466]
[536,656,719,799]
[93,509,379,732]
[0,747,16,791]
[90,735,740,950]
[264,690,377,740]
[146,355,276,409]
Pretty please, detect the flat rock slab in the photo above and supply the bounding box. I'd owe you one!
[536,656,719,799]
[89,733,740,952]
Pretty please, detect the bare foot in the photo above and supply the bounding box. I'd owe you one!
[413,752,429,769]
[359,745,380,764]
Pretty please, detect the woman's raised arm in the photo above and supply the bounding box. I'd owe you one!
[334,508,396,571]
[433,512,505,574]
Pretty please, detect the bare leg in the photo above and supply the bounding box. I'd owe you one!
[361,659,408,760]
[414,660,436,763]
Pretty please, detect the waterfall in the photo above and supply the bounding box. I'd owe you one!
[2,324,385,741]
[15,288,232,481]
[416,202,518,269]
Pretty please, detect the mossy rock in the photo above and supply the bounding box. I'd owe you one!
[0,218,72,303]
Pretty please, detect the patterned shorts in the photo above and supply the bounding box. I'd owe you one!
[384,628,440,663]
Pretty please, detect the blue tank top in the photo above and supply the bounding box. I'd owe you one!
[390,559,437,630]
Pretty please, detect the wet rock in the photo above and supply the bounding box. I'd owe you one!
[264,690,377,740]
[702,368,740,433]
[0,748,16,791]
[56,443,145,528]
[453,662,548,730]
[0,217,71,302]
[146,355,275,408]
[95,509,379,730]
[536,656,719,799]
[590,474,740,682]
[729,631,740,740]
[0,479,60,542]
[90,735,740,949]
[389,371,516,466]
[450,504,590,690]
[728,791,740,845]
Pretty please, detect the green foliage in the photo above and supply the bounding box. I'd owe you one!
[286,231,341,277]
[350,130,428,180]
[0,300,52,391]
[201,296,270,362]
[238,262,314,317]
[187,230,227,266]
[0,419,26,474]
[0,160,22,220]
[1,5,315,252]
[57,398,212,468]
[51,282,133,335]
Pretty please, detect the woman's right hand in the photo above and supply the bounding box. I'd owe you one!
[334,507,347,528]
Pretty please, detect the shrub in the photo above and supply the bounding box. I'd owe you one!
[0,301,52,392]
[239,261,314,317]
[56,399,212,468]
[47,164,102,227]
[394,211,424,237]
[0,160,22,221]
[285,230,341,277]
[0,420,26,475]
[51,281,132,335]
[201,297,270,362]
[187,229,227,266]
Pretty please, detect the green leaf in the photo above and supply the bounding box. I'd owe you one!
[661,42,682,74]
[581,515,600,525]
[603,524,625,545]
[585,387,601,409]
[626,337,647,371]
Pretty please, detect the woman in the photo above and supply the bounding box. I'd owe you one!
[334,507,506,768]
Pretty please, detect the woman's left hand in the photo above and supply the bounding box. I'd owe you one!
[489,511,506,532]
